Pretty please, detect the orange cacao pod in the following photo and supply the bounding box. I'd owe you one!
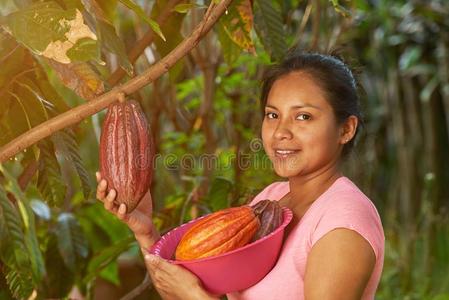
[99,100,154,212]
[175,206,260,261]
[251,200,283,241]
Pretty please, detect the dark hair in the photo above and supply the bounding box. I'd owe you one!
[260,49,364,158]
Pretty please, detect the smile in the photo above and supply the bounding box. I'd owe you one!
[274,149,299,158]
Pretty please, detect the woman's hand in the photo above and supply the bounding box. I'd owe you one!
[144,254,220,300]
[95,172,159,248]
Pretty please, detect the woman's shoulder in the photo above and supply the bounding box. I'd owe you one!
[322,176,381,216]
[309,176,385,259]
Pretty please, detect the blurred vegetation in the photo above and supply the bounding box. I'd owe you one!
[0,0,448,299]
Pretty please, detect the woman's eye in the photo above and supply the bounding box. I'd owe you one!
[265,112,278,119]
[296,114,311,121]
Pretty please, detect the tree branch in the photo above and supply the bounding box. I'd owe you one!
[0,0,233,163]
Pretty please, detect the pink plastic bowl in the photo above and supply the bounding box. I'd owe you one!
[148,207,293,295]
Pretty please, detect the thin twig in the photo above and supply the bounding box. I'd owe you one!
[120,273,152,300]
[0,0,233,163]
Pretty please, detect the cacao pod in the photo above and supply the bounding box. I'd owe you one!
[175,206,260,261]
[251,200,283,241]
[99,100,154,212]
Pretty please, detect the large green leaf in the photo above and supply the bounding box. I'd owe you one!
[56,213,89,273]
[0,165,46,284]
[0,187,28,270]
[253,0,287,62]
[36,139,67,207]
[0,185,34,299]
[84,236,134,284]
[51,129,92,200]
[3,1,100,63]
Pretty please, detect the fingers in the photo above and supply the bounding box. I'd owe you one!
[96,179,108,202]
[95,171,101,183]
[117,204,130,222]
[144,254,172,276]
[104,189,117,211]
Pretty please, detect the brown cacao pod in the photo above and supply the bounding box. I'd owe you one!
[251,200,283,241]
[175,206,260,261]
[99,100,154,213]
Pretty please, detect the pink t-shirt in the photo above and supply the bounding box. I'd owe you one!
[227,176,385,300]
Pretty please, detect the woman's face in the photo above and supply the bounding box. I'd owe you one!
[262,71,345,178]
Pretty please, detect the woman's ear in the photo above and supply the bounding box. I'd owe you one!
[339,116,358,144]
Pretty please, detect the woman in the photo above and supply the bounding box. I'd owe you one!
[96,50,385,299]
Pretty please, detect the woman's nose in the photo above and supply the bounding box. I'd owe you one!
[273,121,293,140]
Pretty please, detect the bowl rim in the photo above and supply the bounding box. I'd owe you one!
[150,206,293,264]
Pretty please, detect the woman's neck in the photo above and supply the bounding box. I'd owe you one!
[281,163,342,218]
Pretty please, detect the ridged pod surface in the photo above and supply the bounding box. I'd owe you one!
[251,200,283,241]
[175,206,260,261]
[99,100,153,212]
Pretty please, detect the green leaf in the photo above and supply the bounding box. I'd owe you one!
[329,0,351,17]
[36,139,67,207]
[0,187,28,270]
[95,0,118,21]
[84,237,134,284]
[173,3,207,13]
[151,0,186,82]
[78,202,131,242]
[51,129,92,200]
[3,266,33,300]
[253,0,287,62]
[218,0,255,54]
[56,213,89,273]
[99,261,120,286]
[67,37,101,62]
[118,0,166,41]
[217,21,243,66]
[45,59,105,101]
[420,75,439,103]
[4,2,72,53]
[43,234,75,298]
[35,67,72,114]
[0,184,34,299]
[96,19,133,76]
[4,2,99,63]
[0,32,29,88]
[0,165,46,284]
[207,177,233,211]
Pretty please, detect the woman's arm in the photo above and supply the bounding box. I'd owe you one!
[96,172,219,300]
[304,228,376,300]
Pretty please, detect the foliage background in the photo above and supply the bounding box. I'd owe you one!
[0,0,448,299]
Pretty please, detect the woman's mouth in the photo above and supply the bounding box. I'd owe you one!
[274,149,300,159]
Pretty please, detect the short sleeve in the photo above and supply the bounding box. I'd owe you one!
[310,194,384,260]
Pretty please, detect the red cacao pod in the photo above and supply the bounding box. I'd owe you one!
[99,100,154,212]
[175,206,260,261]
[251,200,283,241]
